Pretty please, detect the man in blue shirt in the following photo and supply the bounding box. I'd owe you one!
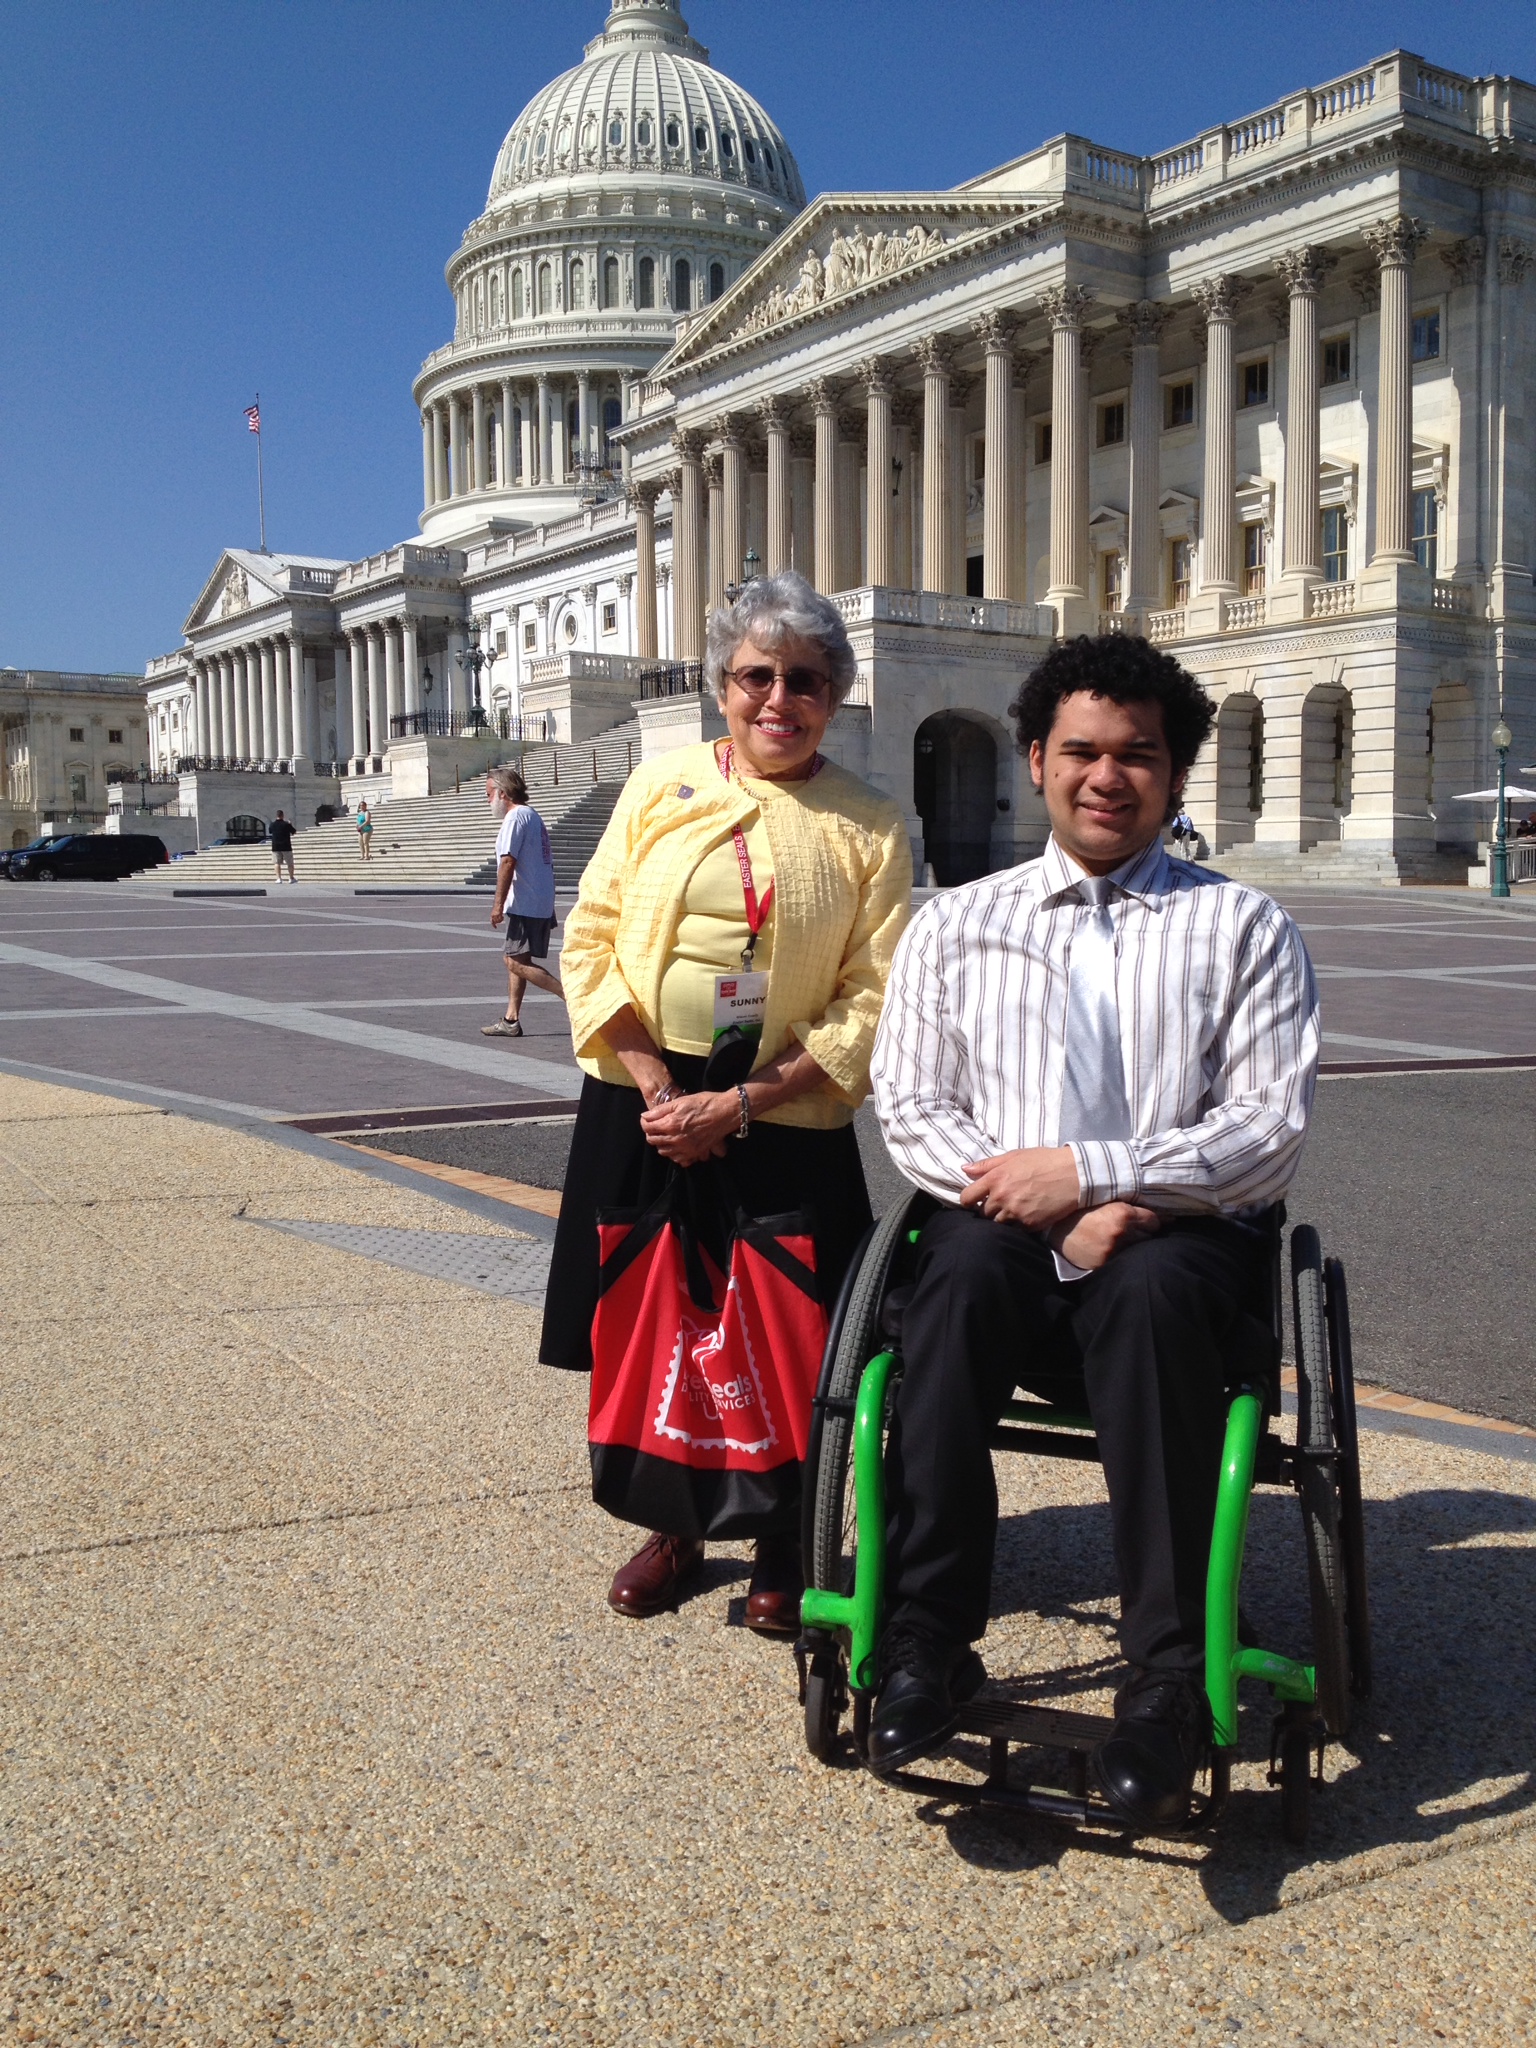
[482,767,564,1038]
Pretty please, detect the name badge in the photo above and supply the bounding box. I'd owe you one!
[712,970,769,1040]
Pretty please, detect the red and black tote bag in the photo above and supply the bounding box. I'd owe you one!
[588,1166,827,1540]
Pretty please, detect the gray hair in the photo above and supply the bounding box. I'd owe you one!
[487,765,528,802]
[703,569,858,708]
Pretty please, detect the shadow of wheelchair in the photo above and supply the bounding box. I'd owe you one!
[922,1483,1536,1914]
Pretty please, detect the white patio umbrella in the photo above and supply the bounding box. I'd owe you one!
[1451,786,1536,803]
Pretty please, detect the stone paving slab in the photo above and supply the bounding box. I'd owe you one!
[2,1072,1535,2046]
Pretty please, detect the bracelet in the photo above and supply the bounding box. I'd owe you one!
[733,1083,752,1141]
[652,1082,686,1107]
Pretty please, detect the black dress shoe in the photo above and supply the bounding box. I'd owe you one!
[865,1625,987,1776]
[1091,1667,1211,1833]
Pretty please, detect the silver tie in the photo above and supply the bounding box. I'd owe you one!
[1058,876,1132,1143]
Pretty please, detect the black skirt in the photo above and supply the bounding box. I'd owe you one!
[540,1055,874,1372]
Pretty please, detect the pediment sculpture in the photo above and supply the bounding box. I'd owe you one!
[734,219,952,339]
[217,566,251,618]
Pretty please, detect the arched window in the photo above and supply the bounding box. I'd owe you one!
[709,261,725,301]
[637,255,655,308]
[763,145,774,174]
[602,396,622,452]
[637,115,654,147]
[537,262,552,315]
[489,272,502,324]
[603,254,619,307]
[570,261,585,310]
[608,116,624,146]
[694,120,709,151]
[744,137,757,164]
[555,119,572,157]
[512,268,525,320]
[674,257,691,309]
[581,119,596,154]
[517,137,528,168]
[535,127,548,159]
[665,116,680,148]
[720,130,735,158]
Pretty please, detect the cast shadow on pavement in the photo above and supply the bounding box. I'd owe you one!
[914,1486,1536,1919]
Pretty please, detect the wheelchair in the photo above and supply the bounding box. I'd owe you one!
[795,1192,1371,1844]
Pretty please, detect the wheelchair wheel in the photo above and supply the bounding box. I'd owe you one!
[1277,1719,1313,1845]
[1290,1227,1351,1740]
[806,1190,930,1604]
[802,1643,847,1762]
[1325,1258,1373,1702]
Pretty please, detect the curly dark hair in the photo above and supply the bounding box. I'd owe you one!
[1008,634,1216,778]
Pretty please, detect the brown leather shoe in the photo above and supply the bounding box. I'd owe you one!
[606,1532,704,1619]
[744,1534,805,1637]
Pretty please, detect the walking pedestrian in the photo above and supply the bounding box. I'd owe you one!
[482,766,564,1038]
[270,810,297,884]
[355,800,373,861]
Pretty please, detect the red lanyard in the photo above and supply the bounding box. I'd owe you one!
[716,746,781,967]
[730,825,773,967]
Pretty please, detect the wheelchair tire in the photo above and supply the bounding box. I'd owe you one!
[1325,1257,1373,1702]
[807,1189,930,1603]
[1290,1226,1352,1741]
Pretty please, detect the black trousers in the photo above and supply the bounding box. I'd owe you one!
[884,1208,1270,1675]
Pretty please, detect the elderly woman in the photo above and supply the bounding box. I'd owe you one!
[543,570,912,1633]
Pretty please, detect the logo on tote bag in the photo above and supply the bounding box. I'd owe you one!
[653,1277,778,1457]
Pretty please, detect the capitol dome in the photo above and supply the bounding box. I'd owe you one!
[487,0,805,215]
[413,0,804,545]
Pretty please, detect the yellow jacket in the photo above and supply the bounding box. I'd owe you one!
[561,741,913,1128]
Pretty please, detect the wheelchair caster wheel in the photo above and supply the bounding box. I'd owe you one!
[801,1645,847,1762]
[1271,1708,1322,1845]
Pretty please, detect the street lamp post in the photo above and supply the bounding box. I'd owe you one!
[456,622,495,730]
[1490,717,1513,900]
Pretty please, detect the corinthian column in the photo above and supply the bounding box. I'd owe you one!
[672,432,706,661]
[1123,302,1168,614]
[366,627,386,764]
[537,375,553,487]
[384,619,402,739]
[273,639,292,761]
[760,397,791,575]
[501,377,517,486]
[1365,217,1427,569]
[288,635,307,763]
[976,314,1015,599]
[259,641,277,763]
[1041,285,1093,631]
[219,656,236,761]
[402,616,419,718]
[432,405,449,503]
[858,361,894,589]
[1279,246,1327,584]
[915,336,953,595]
[1193,278,1239,618]
[448,400,465,499]
[704,452,725,612]
[472,386,488,492]
[806,379,840,594]
[421,414,435,510]
[717,417,746,593]
[630,481,660,656]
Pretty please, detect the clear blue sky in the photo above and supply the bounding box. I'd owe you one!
[4,1,1534,675]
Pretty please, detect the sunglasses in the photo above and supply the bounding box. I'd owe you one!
[724,664,830,699]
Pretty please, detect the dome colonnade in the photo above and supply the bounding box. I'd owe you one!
[413,0,804,542]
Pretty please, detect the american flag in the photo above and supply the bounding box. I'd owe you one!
[244,403,261,434]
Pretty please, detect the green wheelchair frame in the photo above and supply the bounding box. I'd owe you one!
[795,1193,1372,1843]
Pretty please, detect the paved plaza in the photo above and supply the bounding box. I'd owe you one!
[2,880,1535,2043]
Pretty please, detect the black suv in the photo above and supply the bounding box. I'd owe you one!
[7,833,169,881]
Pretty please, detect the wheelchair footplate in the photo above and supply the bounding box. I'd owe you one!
[867,1694,1231,1834]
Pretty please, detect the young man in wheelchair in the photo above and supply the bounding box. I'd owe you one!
[869,635,1319,1833]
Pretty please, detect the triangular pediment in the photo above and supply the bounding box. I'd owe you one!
[656,192,1057,377]
[185,550,283,635]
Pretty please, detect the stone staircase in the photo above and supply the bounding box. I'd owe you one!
[1199,840,1471,888]
[134,719,641,891]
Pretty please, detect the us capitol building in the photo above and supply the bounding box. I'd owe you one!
[145,1,1536,885]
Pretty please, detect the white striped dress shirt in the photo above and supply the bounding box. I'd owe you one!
[871,836,1320,1218]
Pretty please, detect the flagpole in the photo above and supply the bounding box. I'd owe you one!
[254,392,267,552]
